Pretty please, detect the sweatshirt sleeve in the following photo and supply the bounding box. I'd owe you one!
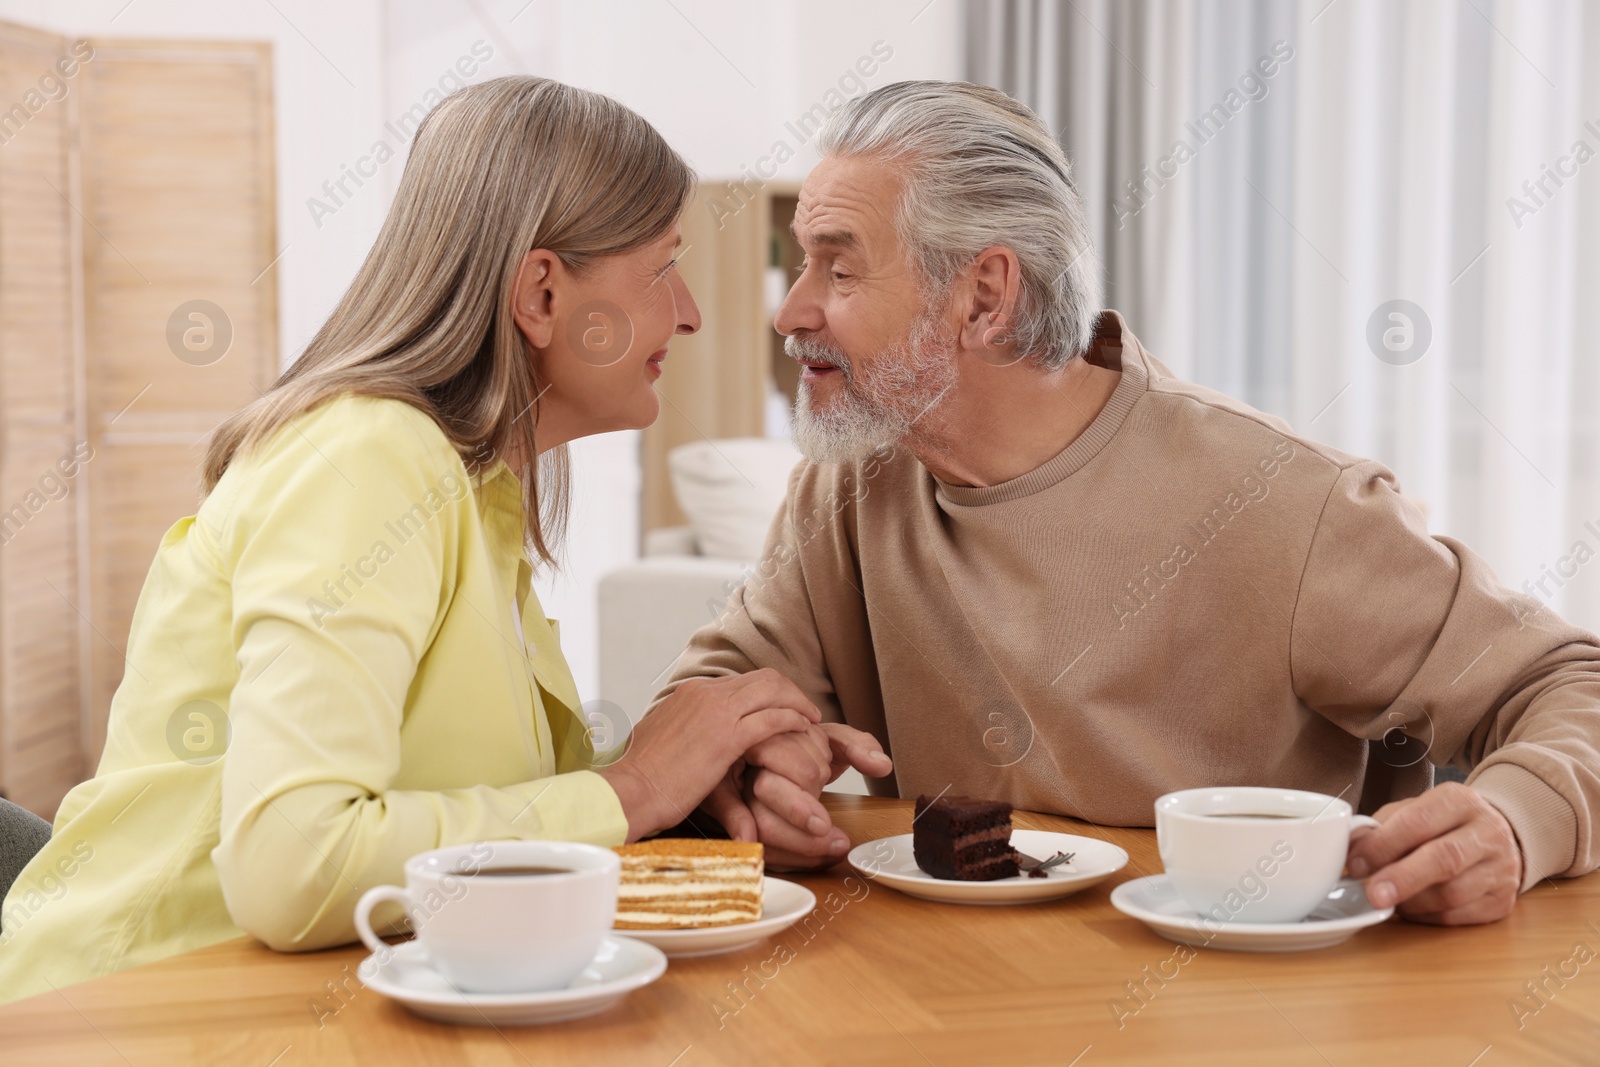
[1290,460,1600,889]
[209,400,626,952]
[653,461,843,722]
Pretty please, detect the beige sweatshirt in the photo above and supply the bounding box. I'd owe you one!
[659,311,1600,890]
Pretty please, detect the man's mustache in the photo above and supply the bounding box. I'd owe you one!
[785,334,852,377]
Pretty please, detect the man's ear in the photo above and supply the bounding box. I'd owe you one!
[957,244,1023,354]
[511,249,563,349]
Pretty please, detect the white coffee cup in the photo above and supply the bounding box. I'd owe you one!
[353,840,620,993]
[1155,786,1379,925]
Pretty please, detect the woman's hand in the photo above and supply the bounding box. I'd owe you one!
[597,669,822,841]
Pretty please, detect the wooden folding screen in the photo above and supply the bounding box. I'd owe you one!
[0,23,277,818]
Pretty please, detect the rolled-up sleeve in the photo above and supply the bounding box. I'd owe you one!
[208,399,625,951]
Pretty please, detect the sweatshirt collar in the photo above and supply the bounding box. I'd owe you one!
[934,309,1151,507]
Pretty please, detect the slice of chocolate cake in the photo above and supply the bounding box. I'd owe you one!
[912,795,1020,880]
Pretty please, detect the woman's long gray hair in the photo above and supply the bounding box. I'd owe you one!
[204,76,694,564]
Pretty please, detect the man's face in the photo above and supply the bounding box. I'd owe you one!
[776,154,958,462]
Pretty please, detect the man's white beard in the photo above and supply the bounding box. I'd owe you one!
[789,311,956,464]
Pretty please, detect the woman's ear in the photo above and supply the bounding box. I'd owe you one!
[511,249,563,349]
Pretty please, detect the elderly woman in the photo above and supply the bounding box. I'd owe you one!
[0,76,887,1002]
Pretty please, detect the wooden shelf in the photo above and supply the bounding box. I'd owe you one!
[768,189,802,409]
[640,180,802,534]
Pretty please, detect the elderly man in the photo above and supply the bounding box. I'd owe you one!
[659,80,1600,925]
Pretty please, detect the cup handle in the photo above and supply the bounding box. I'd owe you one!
[1351,814,1381,834]
[353,885,411,956]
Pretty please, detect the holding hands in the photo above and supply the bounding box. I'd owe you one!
[701,721,894,870]
[599,667,892,862]
[598,669,824,842]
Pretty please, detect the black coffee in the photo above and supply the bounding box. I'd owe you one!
[1205,812,1299,819]
[467,866,575,876]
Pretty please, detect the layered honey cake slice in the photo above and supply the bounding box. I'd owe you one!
[612,839,765,929]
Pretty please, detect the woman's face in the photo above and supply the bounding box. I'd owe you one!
[513,224,700,450]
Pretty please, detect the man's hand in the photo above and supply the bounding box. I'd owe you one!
[1345,782,1523,925]
[699,727,832,845]
[699,722,893,871]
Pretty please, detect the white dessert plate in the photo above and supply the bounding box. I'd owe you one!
[356,935,667,1026]
[847,830,1129,905]
[612,876,817,958]
[1110,874,1394,952]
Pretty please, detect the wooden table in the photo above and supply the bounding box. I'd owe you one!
[5,795,1599,1065]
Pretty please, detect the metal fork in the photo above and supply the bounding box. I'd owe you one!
[1016,849,1075,876]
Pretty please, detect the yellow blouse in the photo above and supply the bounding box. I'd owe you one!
[0,394,627,1004]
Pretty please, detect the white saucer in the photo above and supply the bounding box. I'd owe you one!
[1110,874,1394,952]
[613,876,817,958]
[847,829,1129,905]
[356,936,667,1025]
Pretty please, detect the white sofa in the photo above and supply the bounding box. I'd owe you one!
[596,524,751,728]
[597,438,869,795]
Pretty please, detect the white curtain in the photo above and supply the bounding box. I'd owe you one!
[968,0,1600,630]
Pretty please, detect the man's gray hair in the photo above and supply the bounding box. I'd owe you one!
[817,80,1101,369]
